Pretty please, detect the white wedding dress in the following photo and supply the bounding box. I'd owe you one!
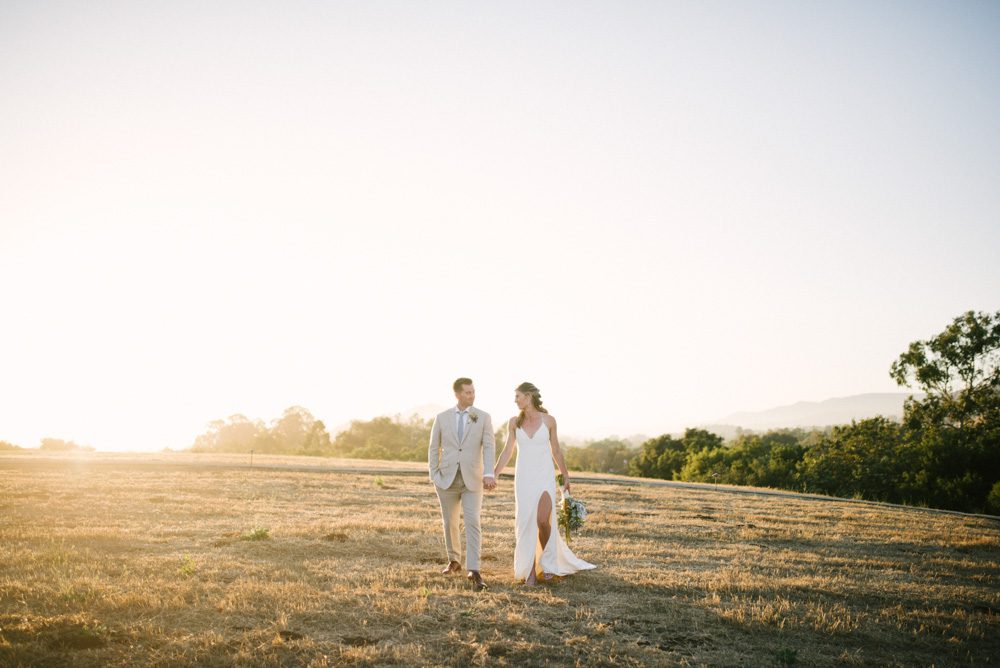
[513,421,596,580]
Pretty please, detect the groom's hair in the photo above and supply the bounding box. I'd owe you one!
[453,377,473,392]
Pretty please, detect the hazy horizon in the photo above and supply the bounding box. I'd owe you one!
[2,2,998,452]
[0,389,923,453]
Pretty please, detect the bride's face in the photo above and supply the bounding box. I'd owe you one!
[514,391,531,411]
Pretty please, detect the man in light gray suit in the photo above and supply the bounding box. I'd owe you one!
[429,377,496,591]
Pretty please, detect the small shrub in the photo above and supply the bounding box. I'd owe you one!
[241,527,270,541]
[988,481,1000,515]
[178,554,197,577]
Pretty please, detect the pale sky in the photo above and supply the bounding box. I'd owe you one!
[2,1,998,452]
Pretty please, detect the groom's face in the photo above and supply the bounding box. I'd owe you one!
[455,383,475,409]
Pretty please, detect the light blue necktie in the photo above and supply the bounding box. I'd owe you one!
[458,410,466,441]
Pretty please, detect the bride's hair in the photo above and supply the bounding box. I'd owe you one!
[515,381,548,428]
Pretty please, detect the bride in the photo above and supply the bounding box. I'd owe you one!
[494,382,596,586]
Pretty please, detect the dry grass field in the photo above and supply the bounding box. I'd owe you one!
[1,451,998,667]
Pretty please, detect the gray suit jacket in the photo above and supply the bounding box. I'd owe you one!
[428,407,495,491]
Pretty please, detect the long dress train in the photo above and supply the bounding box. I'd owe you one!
[513,421,596,580]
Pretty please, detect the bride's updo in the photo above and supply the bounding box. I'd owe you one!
[515,381,548,428]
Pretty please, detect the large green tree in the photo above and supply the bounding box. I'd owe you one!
[890,310,1000,512]
[191,414,270,453]
[270,406,324,454]
[300,420,334,456]
[190,407,333,456]
[891,309,1000,432]
[629,428,723,479]
[798,417,911,502]
[332,414,431,461]
[564,438,636,474]
[678,429,814,489]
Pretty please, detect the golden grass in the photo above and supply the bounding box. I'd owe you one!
[1,451,998,667]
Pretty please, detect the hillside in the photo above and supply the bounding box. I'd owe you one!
[1,451,997,666]
[707,392,921,434]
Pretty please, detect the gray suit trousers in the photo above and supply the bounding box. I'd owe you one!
[435,469,482,570]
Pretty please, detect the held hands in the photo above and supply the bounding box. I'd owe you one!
[483,476,497,491]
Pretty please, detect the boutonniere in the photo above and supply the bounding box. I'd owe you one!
[468,410,479,423]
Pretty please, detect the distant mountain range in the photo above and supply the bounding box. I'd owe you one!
[703,393,922,438]
[397,393,923,443]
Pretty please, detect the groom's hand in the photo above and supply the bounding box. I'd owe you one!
[483,476,496,491]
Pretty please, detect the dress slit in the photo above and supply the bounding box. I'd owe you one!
[512,422,596,581]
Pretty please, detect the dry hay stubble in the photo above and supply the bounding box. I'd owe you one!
[0,453,998,666]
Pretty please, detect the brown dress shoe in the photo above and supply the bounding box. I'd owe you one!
[467,570,487,592]
[441,560,461,574]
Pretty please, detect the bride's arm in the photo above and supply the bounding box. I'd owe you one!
[494,418,518,477]
[547,416,571,494]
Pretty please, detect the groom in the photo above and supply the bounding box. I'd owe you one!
[429,378,496,591]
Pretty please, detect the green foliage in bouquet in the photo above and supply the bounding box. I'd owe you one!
[558,493,588,543]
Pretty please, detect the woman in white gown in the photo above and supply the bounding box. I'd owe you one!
[494,382,596,586]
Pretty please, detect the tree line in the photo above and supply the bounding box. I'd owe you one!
[7,311,993,514]
[188,406,433,461]
[626,310,1000,514]
[0,438,95,452]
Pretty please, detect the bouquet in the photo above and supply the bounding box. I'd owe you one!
[557,488,588,543]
